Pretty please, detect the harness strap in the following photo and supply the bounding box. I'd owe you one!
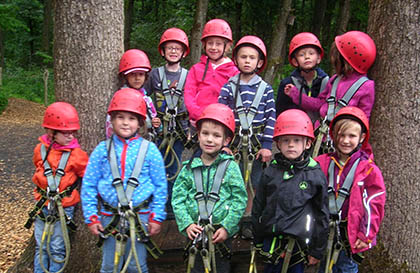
[193,159,231,222]
[320,76,330,93]
[326,76,369,122]
[41,144,71,194]
[327,158,361,216]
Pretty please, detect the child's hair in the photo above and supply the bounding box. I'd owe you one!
[196,103,235,139]
[110,111,145,127]
[331,118,365,142]
[197,119,233,139]
[330,41,355,76]
[200,19,233,53]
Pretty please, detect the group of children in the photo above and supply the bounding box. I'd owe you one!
[25,17,386,273]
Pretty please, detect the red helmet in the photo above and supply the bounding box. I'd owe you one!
[288,32,324,66]
[329,106,370,147]
[335,31,376,74]
[233,35,267,73]
[107,88,147,120]
[201,19,232,42]
[273,109,314,140]
[158,28,190,57]
[43,102,80,131]
[196,103,235,136]
[119,49,151,75]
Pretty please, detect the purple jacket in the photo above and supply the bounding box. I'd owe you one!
[184,55,239,123]
[288,73,375,127]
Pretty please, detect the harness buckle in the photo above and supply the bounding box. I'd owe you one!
[43,168,53,177]
[326,96,336,104]
[337,99,348,108]
[55,168,65,177]
[338,188,350,198]
[127,177,139,188]
[207,192,220,203]
[194,192,205,201]
[239,126,252,137]
[111,178,123,187]
[166,107,178,117]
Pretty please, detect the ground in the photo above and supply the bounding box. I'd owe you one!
[0,98,45,272]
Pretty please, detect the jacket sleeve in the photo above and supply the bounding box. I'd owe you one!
[171,165,195,234]
[81,142,106,224]
[184,65,201,122]
[146,142,168,223]
[261,85,276,150]
[308,169,330,260]
[218,82,234,108]
[354,80,375,120]
[219,161,247,236]
[73,148,89,178]
[251,168,269,245]
[276,78,294,116]
[288,77,332,113]
[32,144,44,188]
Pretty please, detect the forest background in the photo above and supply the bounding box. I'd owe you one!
[0,0,368,110]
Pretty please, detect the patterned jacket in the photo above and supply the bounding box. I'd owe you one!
[171,153,247,237]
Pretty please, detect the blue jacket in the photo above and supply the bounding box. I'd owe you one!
[218,74,276,150]
[81,134,167,224]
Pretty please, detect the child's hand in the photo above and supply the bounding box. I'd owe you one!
[284,84,295,96]
[256,148,272,162]
[186,223,203,241]
[222,146,233,155]
[152,117,161,128]
[148,222,161,236]
[354,238,369,249]
[307,255,319,265]
[212,227,228,243]
[88,223,104,236]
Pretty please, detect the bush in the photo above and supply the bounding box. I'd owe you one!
[0,90,8,114]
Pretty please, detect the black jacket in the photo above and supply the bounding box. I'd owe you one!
[251,152,329,259]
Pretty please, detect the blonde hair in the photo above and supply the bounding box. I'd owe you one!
[332,119,362,142]
[330,42,355,76]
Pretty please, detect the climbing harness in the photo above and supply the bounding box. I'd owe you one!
[185,159,232,273]
[101,138,163,273]
[324,158,361,273]
[156,66,189,181]
[230,75,267,199]
[24,145,73,273]
[312,76,369,157]
[291,75,329,98]
[248,243,258,273]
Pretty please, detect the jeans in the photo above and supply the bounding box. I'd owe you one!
[318,249,358,273]
[34,206,74,273]
[100,213,149,273]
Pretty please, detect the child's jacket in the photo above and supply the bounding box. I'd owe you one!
[184,55,239,123]
[81,135,167,224]
[276,67,329,115]
[32,135,88,207]
[288,72,375,126]
[171,153,247,237]
[252,153,329,260]
[316,150,386,254]
[218,74,276,150]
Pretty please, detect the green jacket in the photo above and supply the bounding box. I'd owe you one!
[171,153,247,237]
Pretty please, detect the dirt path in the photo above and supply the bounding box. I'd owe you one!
[0,98,46,272]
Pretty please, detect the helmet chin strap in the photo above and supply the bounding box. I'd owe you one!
[299,66,315,74]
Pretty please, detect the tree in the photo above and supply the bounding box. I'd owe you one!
[189,0,208,64]
[7,0,124,271]
[41,0,52,55]
[263,0,293,84]
[364,1,420,272]
[335,0,351,35]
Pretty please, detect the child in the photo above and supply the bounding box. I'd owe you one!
[106,49,161,139]
[284,31,376,155]
[252,109,329,273]
[276,32,329,122]
[143,27,190,215]
[171,103,247,273]
[184,18,239,127]
[25,102,88,273]
[315,106,386,273]
[82,88,167,272]
[218,35,276,239]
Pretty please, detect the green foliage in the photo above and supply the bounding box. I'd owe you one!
[1,66,54,104]
[0,89,8,114]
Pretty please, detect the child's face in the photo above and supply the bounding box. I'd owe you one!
[277,135,311,160]
[198,121,231,156]
[126,71,146,89]
[48,129,76,146]
[111,111,140,138]
[236,46,263,74]
[292,46,320,71]
[162,41,185,62]
[204,37,228,62]
[334,120,365,156]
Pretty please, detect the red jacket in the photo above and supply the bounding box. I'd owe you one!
[32,135,89,207]
[184,55,239,122]
[316,151,386,254]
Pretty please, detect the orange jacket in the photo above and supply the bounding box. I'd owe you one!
[32,136,89,207]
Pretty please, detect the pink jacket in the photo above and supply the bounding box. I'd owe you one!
[184,55,239,122]
[316,152,386,254]
[288,73,375,126]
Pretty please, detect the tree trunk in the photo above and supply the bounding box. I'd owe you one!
[8,1,124,271]
[365,1,420,272]
[263,0,293,85]
[189,0,208,65]
[41,0,52,55]
[336,0,351,35]
[124,0,135,50]
[311,0,327,37]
